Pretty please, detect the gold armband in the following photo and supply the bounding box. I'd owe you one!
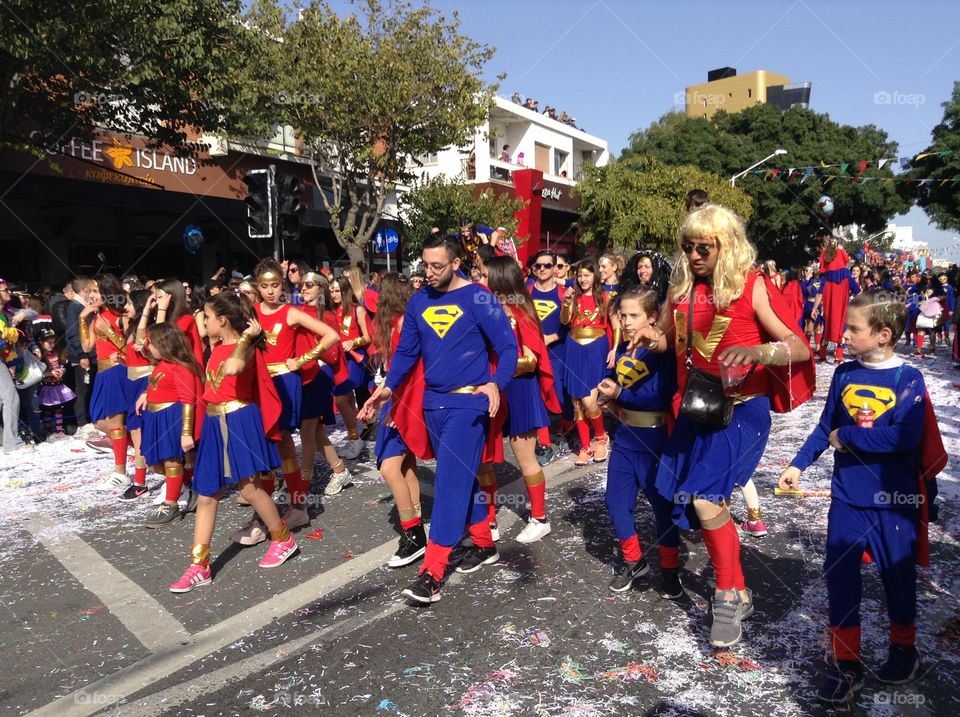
[78,316,90,342]
[755,340,794,366]
[560,304,574,325]
[295,340,327,369]
[229,334,253,361]
[104,325,126,351]
[351,335,370,349]
[613,327,623,346]
[181,403,195,437]
[514,354,538,376]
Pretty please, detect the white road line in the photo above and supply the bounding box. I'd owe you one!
[27,460,598,717]
[25,517,191,653]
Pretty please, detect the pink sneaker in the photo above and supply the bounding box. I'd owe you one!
[169,563,212,593]
[741,519,768,538]
[259,536,299,568]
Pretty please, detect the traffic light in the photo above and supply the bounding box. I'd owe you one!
[277,173,306,242]
[243,169,273,239]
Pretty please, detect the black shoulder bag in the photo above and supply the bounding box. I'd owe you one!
[678,285,734,428]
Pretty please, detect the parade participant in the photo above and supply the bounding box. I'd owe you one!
[554,253,572,282]
[779,292,946,704]
[137,322,203,528]
[153,278,205,366]
[598,253,623,303]
[329,274,372,461]
[617,249,671,305]
[80,275,134,491]
[560,258,610,465]
[632,205,814,648]
[37,327,75,437]
[477,256,560,544]
[683,188,709,213]
[296,271,353,496]
[937,273,954,346]
[118,290,154,501]
[817,234,853,363]
[231,260,341,545]
[913,274,944,358]
[169,292,294,593]
[360,234,517,604]
[801,265,824,347]
[597,287,679,596]
[369,273,426,567]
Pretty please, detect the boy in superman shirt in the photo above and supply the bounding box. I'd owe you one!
[780,291,945,705]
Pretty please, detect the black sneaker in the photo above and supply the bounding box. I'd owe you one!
[816,660,864,705]
[455,546,500,574]
[877,644,921,684]
[401,571,441,604]
[658,568,684,600]
[535,443,555,466]
[118,483,150,502]
[388,523,427,568]
[608,557,650,593]
[184,489,198,514]
[145,502,183,528]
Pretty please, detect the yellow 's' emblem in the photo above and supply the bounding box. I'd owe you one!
[675,311,731,361]
[422,306,463,339]
[616,356,649,389]
[148,372,165,390]
[264,322,283,346]
[841,384,896,421]
[534,299,558,321]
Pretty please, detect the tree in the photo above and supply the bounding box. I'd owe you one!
[624,104,912,265]
[398,175,523,260]
[907,81,960,233]
[573,155,752,254]
[240,0,498,265]
[0,0,248,156]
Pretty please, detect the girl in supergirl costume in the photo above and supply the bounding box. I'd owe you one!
[370,273,427,568]
[296,271,354,496]
[232,260,341,544]
[118,290,154,501]
[635,205,815,649]
[560,258,611,466]
[476,257,561,545]
[169,293,295,593]
[153,278,205,366]
[136,322,203,528]
[79,275,134,492]
[329,275,372,460]
[817,235,853,363]
[597,287,680,598]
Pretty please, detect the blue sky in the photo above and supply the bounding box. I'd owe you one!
[423,0,959,257]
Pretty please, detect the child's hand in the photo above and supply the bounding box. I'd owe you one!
[243,318,261,338]
[828,429,847,452]
[181,435,195,453]
[156,293,172,311]
[778,466,802,491]
[562,287,575,305]
[605,348,616,369]
[135,392,148,416]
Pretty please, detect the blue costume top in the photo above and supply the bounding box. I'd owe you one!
[790,358,925,509]
[608,343,676,453]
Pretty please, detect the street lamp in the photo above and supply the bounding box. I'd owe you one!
[730,149,788,186]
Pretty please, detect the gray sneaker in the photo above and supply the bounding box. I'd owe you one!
[324,468,354,496]
[709,590,750,648]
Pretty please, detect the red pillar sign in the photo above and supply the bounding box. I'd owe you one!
[512,168,543,265]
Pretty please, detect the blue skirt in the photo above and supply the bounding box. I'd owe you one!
[193,405,281,496]
[301,365,336,425]
[90,364,129,422]
[273,372,302,431]
[334,352,371,395]
[562,338,609,399]
[374,400,408,467]
[142,402,184,465]
[504,374,549,437]
[125,375,149,431]
[655,396,771,530]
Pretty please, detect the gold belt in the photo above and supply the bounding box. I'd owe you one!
[570,327,606,344]
[267,361,293,377]
[620,409,667,428]
[734,393,762,405]
[206,399,251,416]
[146,401,176,412]
[127,365,153,380]
[98,358,121,371]
[449,385,480,394]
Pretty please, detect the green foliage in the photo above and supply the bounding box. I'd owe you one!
[0,0,248,155]
[907,81,960,233]
[573,156,752,254]
[623,104,912,265]
[398,175,523,260]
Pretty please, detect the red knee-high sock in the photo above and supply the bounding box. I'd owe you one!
[814,330,823,348]
[133,456,147,486]
[835,346,844,362]
[537,426,551,446]
[700,518,745,591]
[477,468,498,523]
[282,459,307,507]
[165,464,185,502]
[916,333,925,351]
[890,621,916,648]
[108,428,128,473]
[523,471,546,520]
[399,515,422,531]
[659,545,680,570]
[620,534,642,562]
[420,540,453,582]
[259,472,276,495]
[575,419,591,450]
[818,342,827,361]
[831,626,861,662]
[588,413,606,439]
[468,519,495,549]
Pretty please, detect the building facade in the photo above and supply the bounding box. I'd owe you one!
[684,67,812,120]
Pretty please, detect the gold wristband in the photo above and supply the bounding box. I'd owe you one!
[351,336,370,349]
[613,327,623,346]
[755,343,780,365]
[514,354,538,376]
[229,334,253,362]
[104,325,126,351]
[78,317,90,342]
[181,403,195,437]
[296,340,327,369]
[560,304,573,324]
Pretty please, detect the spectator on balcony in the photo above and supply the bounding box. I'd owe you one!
[511,91,523,104]
[500,144,512,163]
[544,107,557,120]
[559,111,570,124]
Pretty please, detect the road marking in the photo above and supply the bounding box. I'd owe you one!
[25,517,190,653]
[27,459,598,717]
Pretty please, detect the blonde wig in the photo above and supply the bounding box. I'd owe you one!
[669,204,756,309]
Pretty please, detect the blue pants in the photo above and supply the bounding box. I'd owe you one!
[424,406,489,547]
[825,501,917,630]
[606,444,678,548]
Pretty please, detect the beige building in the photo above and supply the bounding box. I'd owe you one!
[684,67,812,119]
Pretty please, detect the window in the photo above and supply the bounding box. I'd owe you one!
[553,148,569,176]
[416,151,438,165]
[748,88,752,98]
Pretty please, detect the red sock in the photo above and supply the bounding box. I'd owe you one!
[890,621,916,648]
[400,515,422,531]
[284,469,308,508]
[814,330,823,347]
[477,469,498,523]
[588,413,606,439]
[259,473,275,495]
[835,346,844,361]
[421,540,453,581]
[468,519,495,549]
[537,426,551,446]
[109,429,128,471]
[659,545,680,570]
[916,333,925,351]
[575,419,591,450]
[700,519,745,591]
[620,534,642,562]
[165,468,184,502]
[831,625,861,662]
[526,480,546,520]
[818,343,827,361]
[134,464,147,487]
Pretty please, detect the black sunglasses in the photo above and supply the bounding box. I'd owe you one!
[533,262,554,270]
[681,241,715,258]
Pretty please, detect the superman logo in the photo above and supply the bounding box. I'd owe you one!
[674,311,731,361]
[616,356,649,389]
[840,384,896,421]
[534,299,558,321]
[422,306,463,339]
[263,322,284,346]
[148,372,165,390]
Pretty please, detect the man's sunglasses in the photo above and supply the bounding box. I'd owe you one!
[680,242,716,258]
[533,262,554,270]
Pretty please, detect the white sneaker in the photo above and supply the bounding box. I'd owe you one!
[515,517,552,544]
[231,516,267,546]
[97,472,131,492]
[489,521,500,542]
[324,468,354,496]
[282,505,310,530]
[337,438,363,460]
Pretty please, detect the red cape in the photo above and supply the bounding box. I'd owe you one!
[760,273,816,413]
[390,358,433,460]
[916,392,947,567]
[254,349,283,442]
[515,308,561,413]
[781,280,804,329]
[176,315,205,368]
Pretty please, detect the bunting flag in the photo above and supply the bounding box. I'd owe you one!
[740,150,955,182]
[745,169,960,185]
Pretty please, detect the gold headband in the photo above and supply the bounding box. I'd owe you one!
[89,280,99,289]
[256,270,282,283]
[302,272,323,284]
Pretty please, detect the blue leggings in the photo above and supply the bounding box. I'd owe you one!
[606,445,678,548]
